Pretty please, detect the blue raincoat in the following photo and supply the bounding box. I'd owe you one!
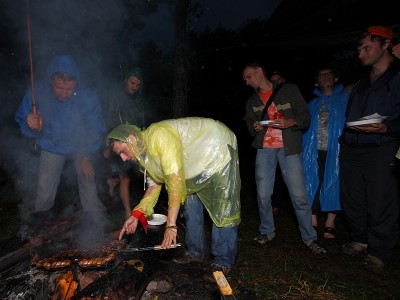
[302,84,349,211]
[15,55,106,161]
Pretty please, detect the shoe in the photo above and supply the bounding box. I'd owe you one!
[306,240,327,255]
[363,254,385,274]
[342,241,368,255]
[253,234,274,245]
[172,251,204,264]
[203,263,232,283]
[323,227,336,239]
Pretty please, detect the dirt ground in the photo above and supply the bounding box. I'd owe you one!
[1,160,400,299]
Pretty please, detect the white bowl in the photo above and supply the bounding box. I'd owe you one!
[147,213,167,226]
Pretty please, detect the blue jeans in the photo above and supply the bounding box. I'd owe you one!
[255,148,316,243]
[35,150,105,212]
[183,194,238,268]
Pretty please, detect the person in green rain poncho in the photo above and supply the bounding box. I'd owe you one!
[107,117,241,276]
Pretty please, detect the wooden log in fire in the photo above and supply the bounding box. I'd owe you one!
[0,236,45,273]
[0,216,80,272]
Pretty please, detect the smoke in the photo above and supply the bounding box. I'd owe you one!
[0,0,174,245]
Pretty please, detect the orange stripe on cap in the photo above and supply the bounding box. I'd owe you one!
[366,26,393,40]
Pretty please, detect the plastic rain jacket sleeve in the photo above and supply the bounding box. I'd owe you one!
[302,85,349,211]
[107,117,241,227]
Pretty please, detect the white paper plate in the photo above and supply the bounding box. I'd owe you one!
[147,213,167,226]
[260,120,279,126]
[346,118,383,127]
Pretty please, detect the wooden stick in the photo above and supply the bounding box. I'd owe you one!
[26,0,36,114]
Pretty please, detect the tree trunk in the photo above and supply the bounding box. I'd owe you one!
[171,0,189,118]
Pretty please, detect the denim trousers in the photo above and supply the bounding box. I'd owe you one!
[255,148,316,243]
[182,194,238,268]
[35,150,105,212]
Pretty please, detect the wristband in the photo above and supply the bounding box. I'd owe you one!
[131,210,148,233]
[166,225,178,230]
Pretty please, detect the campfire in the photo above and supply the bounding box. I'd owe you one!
[0,214,170,299]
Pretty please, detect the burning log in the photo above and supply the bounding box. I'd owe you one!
[51,271,78,300]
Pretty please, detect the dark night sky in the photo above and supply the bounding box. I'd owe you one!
[191,0,280,30]
[138,0,280,50]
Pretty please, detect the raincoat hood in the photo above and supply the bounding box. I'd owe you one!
[46,55,80,83]
[125,67,144,93]
[107,124,147,165]
[313,84,344,98]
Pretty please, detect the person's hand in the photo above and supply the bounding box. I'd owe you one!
[119,216,139,240]
[27,113,43,131]
[103,148,111,159]
[350,123,387,134]
[78,157,95,180]
[269,117,296,129]
[253,121,263,133]
[161,225,178,249]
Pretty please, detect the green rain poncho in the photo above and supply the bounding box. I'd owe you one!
[107,117,241,227]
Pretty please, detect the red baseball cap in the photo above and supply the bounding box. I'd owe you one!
[365,26,393,40]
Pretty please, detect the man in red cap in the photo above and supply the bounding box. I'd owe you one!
[339,25,400,273]
[365,25,394,40]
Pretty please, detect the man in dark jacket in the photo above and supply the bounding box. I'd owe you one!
[339,26,400,273]
[103,67,149,219]
[16,55,106,215]
[244,62,326,255]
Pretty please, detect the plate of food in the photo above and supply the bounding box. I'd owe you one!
[346,113,387,127]
[260,120,279,126]
[346,118,384,127]
[147,214,167,226]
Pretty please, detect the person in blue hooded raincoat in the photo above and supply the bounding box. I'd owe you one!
[15,55,106,216]
[302,67,349,239]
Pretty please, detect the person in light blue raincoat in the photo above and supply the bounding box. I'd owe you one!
[302,67,349,239]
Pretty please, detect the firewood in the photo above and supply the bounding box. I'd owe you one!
[51,271,78,300]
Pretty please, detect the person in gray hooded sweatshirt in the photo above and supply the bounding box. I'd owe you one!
[16,55,106,217]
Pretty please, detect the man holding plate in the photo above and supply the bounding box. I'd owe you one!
[339,25,400,273]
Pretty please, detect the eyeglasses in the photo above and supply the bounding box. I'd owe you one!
[317,71,334,78]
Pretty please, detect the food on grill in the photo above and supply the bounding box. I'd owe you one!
[78,252,116,268]
[33,246,118,270]
[35,258,72,269]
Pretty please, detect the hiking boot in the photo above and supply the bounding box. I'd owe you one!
[306,240,327,255]
[342,241,368,255]
[363,254,385,274]
[203,263,232,283]
[172,251,204,264]
[253,234,274,245]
